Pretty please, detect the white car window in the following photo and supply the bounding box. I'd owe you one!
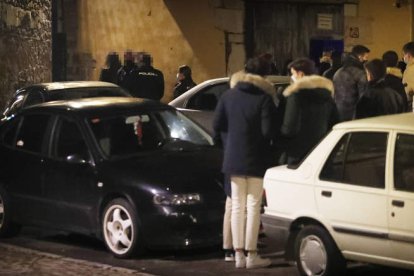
[394,134,414,192]
[186,83,229,110]
[320,132,388,189]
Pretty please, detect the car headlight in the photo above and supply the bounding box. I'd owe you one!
[153,193,201,206]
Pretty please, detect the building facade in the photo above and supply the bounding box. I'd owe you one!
[0,0,412,107]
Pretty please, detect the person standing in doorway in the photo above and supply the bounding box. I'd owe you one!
[322,51,342,80]
[213,56,276,269]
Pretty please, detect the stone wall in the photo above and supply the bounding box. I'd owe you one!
[0,0,52,109]
[210,0,245,75]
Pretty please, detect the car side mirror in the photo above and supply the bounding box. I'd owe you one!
[66,154,88,164]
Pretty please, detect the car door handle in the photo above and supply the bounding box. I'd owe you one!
[392,200,405,208]
[321,191,332,198]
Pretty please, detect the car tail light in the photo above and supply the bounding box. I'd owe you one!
[262,189,268,207]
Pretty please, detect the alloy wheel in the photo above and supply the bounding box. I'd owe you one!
[103,204,134,255]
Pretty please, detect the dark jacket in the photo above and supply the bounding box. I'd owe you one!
[384,67,409,112]
[173,78,196,99]
[125,66,165,100]
[213,71,276,178]
[333,54,367,121]
[322,65,341,80]
[355,79,405,119]
[281,75,338,165]
[100,67,121,84]
[117,63,137,89]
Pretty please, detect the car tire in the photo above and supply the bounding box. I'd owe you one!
[0,185,21,238]
[102,198,144,258]
[294,225,346,276]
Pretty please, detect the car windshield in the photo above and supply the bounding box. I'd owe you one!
[88,109,213,158]
[48,87,130,101]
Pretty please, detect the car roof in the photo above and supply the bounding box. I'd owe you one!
[169,75,290,106]
[17,81,120,93]
[25,97,171,115]
[334,113,414,132]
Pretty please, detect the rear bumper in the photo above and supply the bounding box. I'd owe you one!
[261,214,292,254]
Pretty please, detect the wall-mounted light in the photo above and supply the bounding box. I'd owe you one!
[393,0,409,8]
[394,0,402,8]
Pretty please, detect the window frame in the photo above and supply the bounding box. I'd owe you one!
[49,115,93,162]
[8,112,54,156]
[319,130,390,189]
[392,131,414,193]
[185,82,229,110]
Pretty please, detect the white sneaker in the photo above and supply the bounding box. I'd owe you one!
[235,251,246,268]
[246,252,271,269]
[224,250,235,262]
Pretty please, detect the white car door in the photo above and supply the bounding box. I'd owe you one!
[389,132,414,265]
[315,131,392,261]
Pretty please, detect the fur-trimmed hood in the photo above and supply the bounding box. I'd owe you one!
[230,70,275,96]
[283,75,334,97]
[386,67,403,78]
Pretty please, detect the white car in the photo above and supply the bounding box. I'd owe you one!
[263,113,414,275]
[169,76,290,134]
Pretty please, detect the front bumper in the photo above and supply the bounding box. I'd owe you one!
[142,206,223,250]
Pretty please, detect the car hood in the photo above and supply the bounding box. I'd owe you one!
[99,147,224,194]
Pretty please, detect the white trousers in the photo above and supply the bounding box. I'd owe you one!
[231,176,263,251]
[223,196,232,250]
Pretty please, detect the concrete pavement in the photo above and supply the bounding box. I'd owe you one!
[0,243,153,276]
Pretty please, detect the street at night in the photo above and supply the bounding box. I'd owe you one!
[0,227,413,276]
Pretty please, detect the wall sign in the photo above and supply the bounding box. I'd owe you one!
[349,27,359,38]
[317,13,333,30]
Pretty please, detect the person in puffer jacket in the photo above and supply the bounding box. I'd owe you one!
[333,45,370,121]
[281,58,339,166]
[355,59,405,119]
[213,57,276,269]
[382,50,409,112]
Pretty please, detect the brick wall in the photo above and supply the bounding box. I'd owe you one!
[0,0,52,109]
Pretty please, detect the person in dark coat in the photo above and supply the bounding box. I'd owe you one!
[117,50,137,89]
[213,57,275,269]
[125,52,164,101]
[100,52,122,84]
[333,45,370,121]
[318,50,332,75]
[173,65,196,99]
[322,51,342,80]
[282,58,338,166]
[382,50,409,112]
[355,59,404,119]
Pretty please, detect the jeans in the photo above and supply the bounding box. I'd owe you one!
[231,176,263,251]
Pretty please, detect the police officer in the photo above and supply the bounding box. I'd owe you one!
[126,52,164,101]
